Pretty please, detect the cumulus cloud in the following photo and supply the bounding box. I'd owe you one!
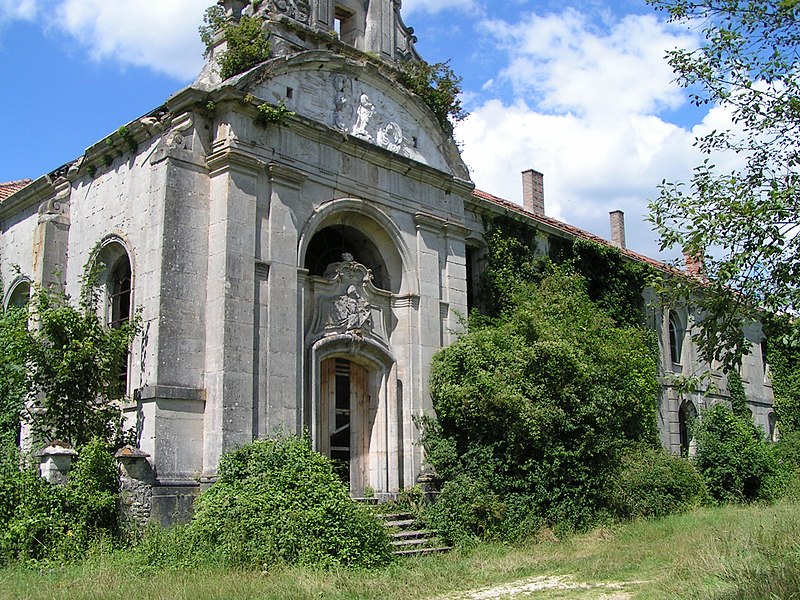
[457,9,710,257]
[1,0,206,79]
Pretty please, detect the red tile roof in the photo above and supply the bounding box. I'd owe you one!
[0,179,32,202]
[472,188,678,274]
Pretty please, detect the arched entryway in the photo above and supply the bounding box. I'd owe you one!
[320,357,374,489]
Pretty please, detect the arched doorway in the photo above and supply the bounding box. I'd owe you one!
[320,357,373,489]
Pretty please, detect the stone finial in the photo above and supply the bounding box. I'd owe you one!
[609,210,626,249]
[522,169,545,217]
[35,440,78,485]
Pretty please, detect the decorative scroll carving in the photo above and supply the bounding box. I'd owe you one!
[270,0,310,24]
[308,257,390,347]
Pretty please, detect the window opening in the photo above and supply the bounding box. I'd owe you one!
[334,5,356,45]
[330,358,352,486]
[108,255,132,392]
[669,313,683,365]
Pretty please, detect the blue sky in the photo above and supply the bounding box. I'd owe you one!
[0,0,721,259]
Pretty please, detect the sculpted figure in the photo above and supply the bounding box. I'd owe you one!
[353,93,375,141]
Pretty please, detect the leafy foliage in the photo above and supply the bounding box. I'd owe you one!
[200,8,271,80]
[608,444,708,520]
[727,370,749,419]
[693,403,791,503]
[0,306,28,447]
[764,314,800,433]
[398,60,467,133]
[479,216,654,327]
[189,435,392,569]
[423,267,660,538]
[646,0,800,369]
[21,286,139,449]
[0,440,120,565]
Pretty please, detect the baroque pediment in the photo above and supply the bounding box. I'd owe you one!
[245,55,470,179]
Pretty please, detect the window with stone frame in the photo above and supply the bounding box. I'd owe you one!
[669,312,684,365]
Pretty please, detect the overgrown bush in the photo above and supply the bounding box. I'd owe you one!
[0,306,27,447]
[0,439,121,564]
[397,60,467,133]
[693,404,792,503]
[609,444,708,520]
[423,267,660,538]
[188,435,392,569]
[426,474,506,545]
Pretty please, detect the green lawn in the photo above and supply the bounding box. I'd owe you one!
[2,500,799,599]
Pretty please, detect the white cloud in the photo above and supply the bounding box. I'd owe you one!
[0,0,38,22]
[402,0,478,16]
[455,10,713,257]
[0,0,206,79]
[51,0,207,79]
[484,10,697,120]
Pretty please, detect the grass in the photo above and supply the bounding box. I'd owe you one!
[2,501,800,599]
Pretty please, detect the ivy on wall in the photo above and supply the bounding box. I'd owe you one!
[764,315,800,433]
[479,215,655,328]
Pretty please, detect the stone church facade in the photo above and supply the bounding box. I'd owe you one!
[0,0,775,521]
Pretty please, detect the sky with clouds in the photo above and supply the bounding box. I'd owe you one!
[0,0,722,259]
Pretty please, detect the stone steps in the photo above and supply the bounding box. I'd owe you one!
[375,510,452,558]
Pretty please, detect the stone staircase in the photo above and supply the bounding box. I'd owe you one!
[378,511,451,557]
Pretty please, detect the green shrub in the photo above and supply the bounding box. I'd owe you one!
[188,435,392,569]
[609,444,708,520]
[0,446,69,564]
[424,268,660,538]
[65,438,120,547]
[426,474,506,545]
[693,404,792,503]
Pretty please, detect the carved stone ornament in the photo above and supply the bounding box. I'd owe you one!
[309,259,389,347]
[270,0,310,24]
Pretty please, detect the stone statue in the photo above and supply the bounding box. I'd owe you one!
[353,93,375,141]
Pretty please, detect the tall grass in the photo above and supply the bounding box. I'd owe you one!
[2,501,799,599]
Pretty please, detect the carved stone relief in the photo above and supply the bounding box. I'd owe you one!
[270,0,310,24]
[308,257,389,346]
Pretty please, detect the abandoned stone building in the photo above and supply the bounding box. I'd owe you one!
[0,0,775,520]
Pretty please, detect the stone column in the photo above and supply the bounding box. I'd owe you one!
[202,147,264,481]
[32,178,71,293]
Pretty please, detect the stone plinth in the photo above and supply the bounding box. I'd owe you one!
[35,440,77,485]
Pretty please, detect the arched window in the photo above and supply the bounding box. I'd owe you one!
[305,225,390,290]
[768,411,778,442]
[94,240,133,394]
[6,279,31,309]
[669,312,683,365]
[109,255,132,329]
[679,400,697,457]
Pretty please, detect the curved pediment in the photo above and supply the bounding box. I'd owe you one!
[237,52,470,180]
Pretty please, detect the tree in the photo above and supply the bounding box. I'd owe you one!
[0,305,29,447]
[21,285,140,449]
[423,267,660,538]
[647,0,800,369]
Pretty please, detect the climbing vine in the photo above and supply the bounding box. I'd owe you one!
[479,215,655,327]
[764,314,800,433]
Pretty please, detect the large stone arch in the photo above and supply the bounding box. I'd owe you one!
[298,198,416,296]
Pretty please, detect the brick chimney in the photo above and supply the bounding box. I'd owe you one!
[684,250,703,276]
[609,210,626,249]
[521,169,545,217]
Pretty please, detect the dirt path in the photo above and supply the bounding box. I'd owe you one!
[435,575,639,599]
